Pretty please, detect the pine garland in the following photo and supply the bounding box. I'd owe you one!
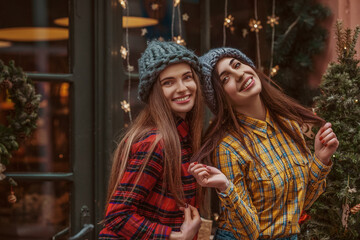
[0,60,40,166]
[300,21,360,240]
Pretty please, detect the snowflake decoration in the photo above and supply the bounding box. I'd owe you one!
[242,28,249,38]
[121,100,131,113]
[270,65,279,77]
[182,13,189,21]
[127,65,134,72]
[141,28,148,36]
[224,15,234,28]
[249,19,263,32]
[120,46,128,59]
[174,0,180,7]
[151,3,159,10]
[267,15,279,27]
[119,0,127,9]
[173,36,186,46]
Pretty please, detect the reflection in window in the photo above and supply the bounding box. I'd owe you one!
[0,0,69,73]
[0,81,71,172]
[0,180,70,240]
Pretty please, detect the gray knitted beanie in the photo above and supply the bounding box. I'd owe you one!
[138,40,201,103]
[199,47,255,114]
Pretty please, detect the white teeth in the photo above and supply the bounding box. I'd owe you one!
[242,78,253,90]
[174,96,190,102]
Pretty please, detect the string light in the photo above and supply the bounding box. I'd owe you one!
[224,14,234,28]
[242,28,249,38]
[141,28,147,36]
[270,65,279,77]
[173,36,186,46]
[151,3,159,10]
[119,0,127,9]
[355,99,358,103]
[121,100,131,113]
[267,15,279,27]
[174,0,180,7]
[182,13,189,21]
[249,19,263,32]
[120,46,128,59]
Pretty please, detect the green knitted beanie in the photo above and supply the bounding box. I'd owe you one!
[138,40,201,103]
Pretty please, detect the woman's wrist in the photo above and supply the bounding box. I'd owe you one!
[217,179,229,192]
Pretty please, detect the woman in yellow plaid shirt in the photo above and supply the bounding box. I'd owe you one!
[188,48,339,240]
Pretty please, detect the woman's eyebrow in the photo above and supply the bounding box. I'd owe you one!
[219,58,236,78]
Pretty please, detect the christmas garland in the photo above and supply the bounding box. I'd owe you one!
[0,60,40,166]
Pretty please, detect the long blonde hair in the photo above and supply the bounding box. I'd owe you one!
[105,67,204,211]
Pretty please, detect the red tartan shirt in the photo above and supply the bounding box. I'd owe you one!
[99,118,197,239]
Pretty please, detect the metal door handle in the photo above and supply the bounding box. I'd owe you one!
[68,223,94,240]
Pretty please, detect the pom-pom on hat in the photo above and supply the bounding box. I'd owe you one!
[199,47,255,114]
[138,40,201,103]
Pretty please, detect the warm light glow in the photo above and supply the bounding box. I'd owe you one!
[0,27,68,42]
[121,100,131,112]
[119,0,127,9]
[224,15,234,28]
[60,83,69,98]
[54,16,158,29]
[0,41,12,48]
[120,46,128,59]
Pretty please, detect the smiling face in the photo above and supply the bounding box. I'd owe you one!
[159,63,197,119]
[216,57,262,113]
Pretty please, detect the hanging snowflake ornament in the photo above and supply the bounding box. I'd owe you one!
[121,100,131,113]
[242,28,249,38]
[0,163,6,181]
[151,3,159,10]
[249,18,263,32]
[173,36,186,46]
[174,0,180,7]
[270,65,279,77]
[141,28,148,36]
[127,65,134,72]
[224,15,234,28]
[119,0,127,9]
[182,13,189,21]
[267,15,279,27]
[120,46,128,59]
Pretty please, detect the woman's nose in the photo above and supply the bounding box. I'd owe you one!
[177,80,187,92]
[235,71,244,82]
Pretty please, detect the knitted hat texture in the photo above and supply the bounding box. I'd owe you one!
[138,40,201,103]
[199,47,255,114]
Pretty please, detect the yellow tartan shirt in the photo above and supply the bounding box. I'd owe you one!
[214,111,332,240]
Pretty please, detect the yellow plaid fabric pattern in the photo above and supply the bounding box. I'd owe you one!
[214,111,332,240]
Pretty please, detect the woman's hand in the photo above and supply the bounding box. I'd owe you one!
[169,204,201,240]
[188,162,229,192]
[314,122,339,165]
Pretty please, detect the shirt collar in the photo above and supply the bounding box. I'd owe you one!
[175,116,190,140]
[236,110,275,138]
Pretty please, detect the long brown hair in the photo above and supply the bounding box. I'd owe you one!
[193,61,325,165]
[105,67,204,212]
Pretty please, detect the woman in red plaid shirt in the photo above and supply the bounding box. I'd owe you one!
[99,40,205,240]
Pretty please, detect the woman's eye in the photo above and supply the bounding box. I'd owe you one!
[234,62,241,69]
[221,76,229,84]
[162,81,172,86]
[184,74,193,80]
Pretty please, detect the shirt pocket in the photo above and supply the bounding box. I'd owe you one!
[250,164,285,210]
[287,154,309,190]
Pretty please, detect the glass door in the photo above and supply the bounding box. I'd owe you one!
[0,0,94,239]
